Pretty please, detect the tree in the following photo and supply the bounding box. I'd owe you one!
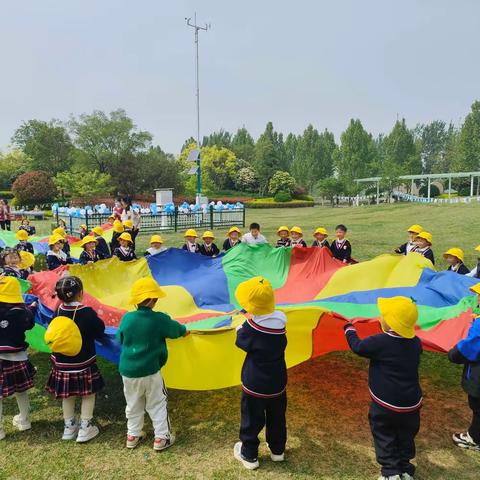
[456,101,480,171]
[12,119,74,175]
[415,121,447,174]
[231,128,255,164]
[201,146,238,190]
[202,129,232,148]
[54,169,114,198]
[316,177,344,207]
[268,171,296,195]
[284,133,298,171]
[0,149,31,189]
[384,119,420,175]
[12,171,57,206]
[234,167,258,192]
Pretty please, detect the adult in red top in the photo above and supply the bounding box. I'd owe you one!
[0,199,12,231]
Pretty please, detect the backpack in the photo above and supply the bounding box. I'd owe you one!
[44,307,82,357]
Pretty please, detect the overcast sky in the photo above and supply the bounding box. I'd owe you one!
[1,0,479,154]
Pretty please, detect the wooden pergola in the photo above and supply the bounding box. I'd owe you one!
[355,172,480,204]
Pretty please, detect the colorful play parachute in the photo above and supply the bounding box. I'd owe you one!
[23,244,480,390]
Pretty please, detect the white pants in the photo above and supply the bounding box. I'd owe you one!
[122,372,170,438]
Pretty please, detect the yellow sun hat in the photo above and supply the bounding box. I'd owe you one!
[235,276,275,316]
[474,245,480,252]
[416,231,432,245]
[314,227,328,237]
[92,226,104,237]
[18,251,35,270]
[80,224,87,230]
[0,277,24,303]
[443,248,464,263]
[150,235,163,244]
[470,284,480,295]
[118,232,133,243]
[52,227,66,238]
[79,235,97,248]
[113,221,124,233]
[277,226,290,235]
[48,233,65,246]
[184,229,198,238]
[123,220,134,229]
[128,277,166,305]
[202,231,215,240]
[15,230,29,241]
[226,226,241,236]
[290,226,303,236]
[407,224,423,235]
[378,296,418,339]
[44,316,82,357]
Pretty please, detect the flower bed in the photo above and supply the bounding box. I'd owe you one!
[245,198,314,208]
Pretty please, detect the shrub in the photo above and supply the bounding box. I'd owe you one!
[234,167,258,192]
[12,171,57,206]
[274,191,292,202]
[0,190,14,200]
[418,184,440,198]
[245,198,314,208]
[268,171,296,195]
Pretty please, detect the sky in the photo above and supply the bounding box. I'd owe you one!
[1,0,480,154]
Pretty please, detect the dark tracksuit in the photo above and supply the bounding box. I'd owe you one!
[447,263,470,275]
[235,313,288,461]
[448,318,480,443]
[330,239,352,263]
[344,325,423,477]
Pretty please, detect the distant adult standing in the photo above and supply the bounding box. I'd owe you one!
[120,198,141,242]
[0,199,12,231]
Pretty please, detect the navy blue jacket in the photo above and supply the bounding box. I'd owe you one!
[330,239,352,262]
[199,243,220,257]
[223,239,240,251]
[312,239,330,248]
[0,304,35,353]
[345,325,423,412]
[15,241,34,254]
[79,249,104,265]
[95,237,111,259]
[447,263,470,275]
[276,238,291,248]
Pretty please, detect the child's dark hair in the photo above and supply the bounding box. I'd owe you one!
[335,224,347,232]
[55,276,83,302]
[250,222,260,230]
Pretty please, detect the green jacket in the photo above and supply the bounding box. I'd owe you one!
[117,307,187,378]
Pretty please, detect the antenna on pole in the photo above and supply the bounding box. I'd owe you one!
[186,13,210,206]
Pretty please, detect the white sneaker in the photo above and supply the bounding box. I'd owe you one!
[153,434,175,451]
[62,418,79,441]
[0,427,5,440]
[76,420,99,443]
[401,474,415,480]
[270,451,285,462]
[12,415,31,431]
[233,442,259,470]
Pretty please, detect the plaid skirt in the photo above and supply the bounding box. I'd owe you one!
[46,362,104,399]
[0,359,36,399]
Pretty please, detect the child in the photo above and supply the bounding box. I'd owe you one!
[117,277,188,450]
[241,223,267,245]
[18,218,36,236]
[123,220,137,249]
[15,230,34,254]
[395,225,423,255]
[47,233,72,270]
[0,249,31,280]
[344,296,422,480]
[113,232,137,262]
[413,231,435,264]
[312,227,329,248]
[92,226,111,259]
[223,227,241,251]
[45,276,105,442]
[200,231,220,257]
[53,227,71,260]
[79,236,104,265]
[330,224,352,263]
[276,226,291,248]
[449,283,480,450]
[290,226,307,247]
[0,277,36,440]
[79,224,88,240]
[444,248,469,275]
[233,276,287,470]
[110,220,124,253]
[145,235,167,257]
[182,229,200,253]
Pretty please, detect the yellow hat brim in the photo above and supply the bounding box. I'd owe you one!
[18,251,35,270]
[378,297,417,339]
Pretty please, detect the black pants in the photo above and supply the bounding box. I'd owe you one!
[239,391,287,461]
[468,395,480,443]
[368,401,420,477]
[0,220,10,231]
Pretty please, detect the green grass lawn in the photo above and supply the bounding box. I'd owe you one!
[2,203,480,479]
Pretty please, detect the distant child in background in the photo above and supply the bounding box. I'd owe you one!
[79,236,104,265]
[0,277,37,441]
[18,218,35,236]
[110,220,124,253]
[79,224,88,240]
[290,226,307,247]
[106,215,115,227]
[449,283,480,451]
[233,277,287,470]
[92,227,111,259]
[113,199,123,220]
[15,230,34,254]
[443,248,469,275]
[312,227,329,248]
[117,278,188,451]
[45,276,105,442]
[0,249,31,280]
[330,224,352,263]
[413,231,435,265]
[47,234,72,270]
[276,227,291,248]
[57,219,67,230]
[144,235,167,257]
[182,229,200,253]
[223,227,241,251]
[242,223,267,245]
[113,233,137,262]
[200,231,220,257]
[344,296,422,480]
[395,225,423,255]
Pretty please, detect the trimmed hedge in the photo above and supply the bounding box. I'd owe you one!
[0,190,14,200]
[246,198,314,209]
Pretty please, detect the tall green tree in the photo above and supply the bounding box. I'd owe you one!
[414,121,447,173]
[12,119,74,175]
[384,119,420,174]
[284,133,298,171]
[456,101,480,171]
[202,129,232,149]
[231,128,255,164]
[0,149,31,189]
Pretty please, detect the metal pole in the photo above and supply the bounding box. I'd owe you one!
[427,177,431,200]
[448,176,451,199]
[471,176,475,197]
[376,181,379,205]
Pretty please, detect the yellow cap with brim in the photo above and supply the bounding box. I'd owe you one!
[235,276,275,316]
[79,235,97,248]
[184,229,198,238]
[227,227,241,236]
[475,245,480,252]
[92,226,104,236]
[378,296,418,339]
[0,277,24,303]
[44,316,82,356]
[277,226,290,235]
[128,277,166,305]
[80,224,87,230]
[113,222,124,233]
[118,232,133,243]
[470,284,480,295]
[123,220,134,229]
[18,251,35,270]
[443,248,464,263]
[48,233,65,246]
[416,231,432,245]
[407,224,423,235]
[314,227,328,237]
[52,227,66,238]
[15,230,29,241]
[290,226,303,236]
[202,231,215,240]
[150,235,163,244]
